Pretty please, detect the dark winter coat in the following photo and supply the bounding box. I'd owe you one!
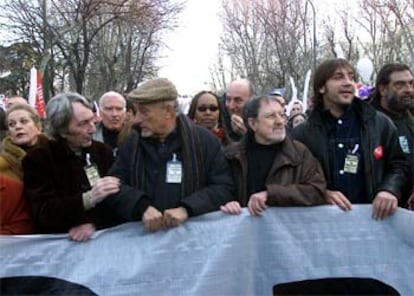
[107,114,234,220]
[224,134,326,207]
[370,99,414,207]
[291,99,407,202]
[23,138,121,233]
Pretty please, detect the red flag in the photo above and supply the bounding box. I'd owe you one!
[35,71,46,119]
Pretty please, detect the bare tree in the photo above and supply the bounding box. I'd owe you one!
[353,0,401,73]
[85,0,182,99]
[258,0,312,90]
[0,0,182,97]
[219,0,270,93]
[209,44,237,92]
[217,0,316,97]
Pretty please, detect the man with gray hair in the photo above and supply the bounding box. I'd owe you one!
[221,95,326,216]
[23,92,123,241]
[107,78,233,233]
[93,91,127,156]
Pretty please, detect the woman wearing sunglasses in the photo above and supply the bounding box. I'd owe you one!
[188,91,230,145]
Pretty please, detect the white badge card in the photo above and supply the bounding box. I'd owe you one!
[399,136,410,154]
[343,144,359,174]
[343,154,358,174]
[84,153,100,187]
[85,165,100,187]
[166,153,182,184]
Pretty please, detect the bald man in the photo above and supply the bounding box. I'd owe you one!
[223,79,254,141]
[6,96,28,110]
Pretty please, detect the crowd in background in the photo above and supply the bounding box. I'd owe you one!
[1,59,413,239]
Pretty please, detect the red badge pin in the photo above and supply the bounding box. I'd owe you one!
[373,145,383,159]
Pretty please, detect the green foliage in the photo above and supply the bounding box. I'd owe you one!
[0,42,40,97]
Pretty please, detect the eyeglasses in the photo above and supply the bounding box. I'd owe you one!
[197,105,219,112]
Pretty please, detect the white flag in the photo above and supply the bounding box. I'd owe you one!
[28,67,37,107]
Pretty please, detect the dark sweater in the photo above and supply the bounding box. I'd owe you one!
[247,136,279,196]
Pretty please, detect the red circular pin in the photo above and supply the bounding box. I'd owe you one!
[373,145,383,159]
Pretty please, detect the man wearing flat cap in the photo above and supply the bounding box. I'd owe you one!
[107,78,234,232]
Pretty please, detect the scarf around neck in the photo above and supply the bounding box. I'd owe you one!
[131,114,205,197]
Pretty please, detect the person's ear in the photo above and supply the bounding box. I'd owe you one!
[378,84,387,97]
[247,118,256,132]
[164,104,174,119]
[36,123,42,134]
[319,86,326,95]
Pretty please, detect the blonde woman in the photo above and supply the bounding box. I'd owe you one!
[0,104,47,234]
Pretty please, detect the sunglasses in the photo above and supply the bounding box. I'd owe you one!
[197,105,219,112]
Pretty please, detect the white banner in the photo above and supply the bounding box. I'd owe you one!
[1,205,413,295]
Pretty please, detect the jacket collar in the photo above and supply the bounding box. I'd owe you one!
[1,136,26,165]
[309,97,376,125]
[225,133,301,168]
[1,134,49,165]
[268,135,302,173]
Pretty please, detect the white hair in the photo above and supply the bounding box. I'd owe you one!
[286,100,304,116]
[98,91,126,110]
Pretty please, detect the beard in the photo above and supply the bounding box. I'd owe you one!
[387,91,414,112]
[140,129,153,138]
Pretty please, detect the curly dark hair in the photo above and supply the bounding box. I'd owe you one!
[188,90,230,145]
[313,59,356,108]
[369,63,412,103]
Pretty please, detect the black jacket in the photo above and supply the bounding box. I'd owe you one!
[23,138,122,233]
[370,99,414,207]
[107,114,234,220]
[291,99,407,202]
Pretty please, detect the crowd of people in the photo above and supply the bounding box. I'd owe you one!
[1,59,413,240]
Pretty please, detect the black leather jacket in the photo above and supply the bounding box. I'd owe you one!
[291,99,407,202]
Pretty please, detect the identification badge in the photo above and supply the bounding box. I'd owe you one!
[343,154,358,174]
[84,153,100,187]
[112,147,119,157]
[399,136,410,154]
[166,153,182,183]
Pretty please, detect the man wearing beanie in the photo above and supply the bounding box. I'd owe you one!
[107,78,234,232]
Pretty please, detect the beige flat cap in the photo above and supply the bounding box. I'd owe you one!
[128,78,178,103]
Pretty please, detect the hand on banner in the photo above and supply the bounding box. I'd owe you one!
[221,201,242,215]
[142,206,163,233]
[69,223,96,242]
[372,191,398,220]
[163,207,188,229]
[326,190,352,211]
[248,191,268,216]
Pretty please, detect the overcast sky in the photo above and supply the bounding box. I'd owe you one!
[158,0,353,95]
[158,0,222,95]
